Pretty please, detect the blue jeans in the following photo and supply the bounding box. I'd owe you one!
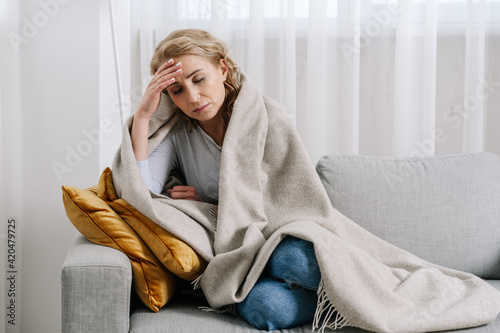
[236,236,321,330]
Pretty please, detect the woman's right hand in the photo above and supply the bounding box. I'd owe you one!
[135,58,183,119]
[132,59,182,161]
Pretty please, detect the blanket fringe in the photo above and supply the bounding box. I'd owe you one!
[313,279,352,332]
[210,205,218,221]
[210,205,218,231]
[191,273,203,290]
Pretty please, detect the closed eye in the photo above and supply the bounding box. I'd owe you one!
[169,76,204,95]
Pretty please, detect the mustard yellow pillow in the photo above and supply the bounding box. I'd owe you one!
[61,184,177,312]
[97,168,207,281]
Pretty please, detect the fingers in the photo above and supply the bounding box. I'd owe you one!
[156,58,174,73]
[136,59,183,116]
[156,59,182,79]
[151,59,182,93]
[167,186,203,202]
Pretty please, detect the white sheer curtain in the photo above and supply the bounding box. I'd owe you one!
[130,0,500,164]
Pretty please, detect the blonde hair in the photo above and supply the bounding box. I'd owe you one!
[151,29,241,138]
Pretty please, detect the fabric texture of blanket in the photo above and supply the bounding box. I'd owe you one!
[112,73,500,332]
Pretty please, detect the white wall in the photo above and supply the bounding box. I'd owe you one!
[0,0,22,331]
[13,0,100,332]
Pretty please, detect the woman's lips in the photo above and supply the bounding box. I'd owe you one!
[193,104,208,113]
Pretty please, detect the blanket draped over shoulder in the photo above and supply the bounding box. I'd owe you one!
[112,74,500,332]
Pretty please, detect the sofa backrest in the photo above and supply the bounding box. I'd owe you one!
[316,152,500,279]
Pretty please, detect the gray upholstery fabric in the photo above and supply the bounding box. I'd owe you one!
[316,153,500,279]
[61,233,132,333]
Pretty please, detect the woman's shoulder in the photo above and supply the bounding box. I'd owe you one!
[156,119,187,149]
[165,118,189,138]
[167,120,207,149]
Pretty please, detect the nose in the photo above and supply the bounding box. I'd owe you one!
[186,86,200,104]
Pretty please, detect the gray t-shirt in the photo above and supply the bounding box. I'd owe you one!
[137,124,221,204]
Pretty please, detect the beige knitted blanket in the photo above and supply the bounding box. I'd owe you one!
[112,74,500,332]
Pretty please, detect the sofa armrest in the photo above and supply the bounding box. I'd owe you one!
[61,232,132,333]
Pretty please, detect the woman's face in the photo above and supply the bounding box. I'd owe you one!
[166,54,227,127]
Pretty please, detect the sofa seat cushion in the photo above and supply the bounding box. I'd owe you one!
[129,281,500,333]
[316,153,500,279]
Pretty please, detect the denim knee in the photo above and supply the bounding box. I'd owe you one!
[266,236,321,291]
[236,275,318,331]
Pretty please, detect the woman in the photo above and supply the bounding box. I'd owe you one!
[117,28,500,333]
[131,29,322,330]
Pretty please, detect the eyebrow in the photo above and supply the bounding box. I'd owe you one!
[169,68,203,87]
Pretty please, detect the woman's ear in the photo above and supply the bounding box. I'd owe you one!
[219,58,228,81]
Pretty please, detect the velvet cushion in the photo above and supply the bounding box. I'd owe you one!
[96,167,207,280]
[62,182,176,312]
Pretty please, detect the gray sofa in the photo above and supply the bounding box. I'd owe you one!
[61,152,500,332]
